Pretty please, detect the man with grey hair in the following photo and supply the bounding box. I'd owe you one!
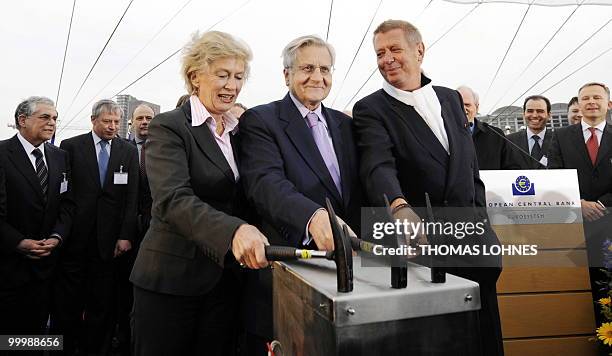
[238,35,362,354]
[53,99,138,355]
[353,20,503,355]
[457,85,519,170]
[0,96,71,335]
[549,82,612,329]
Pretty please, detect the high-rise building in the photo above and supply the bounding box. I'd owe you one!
[116,95,160,139]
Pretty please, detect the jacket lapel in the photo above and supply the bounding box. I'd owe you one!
[281,94,342,204]
[383,91,448,167]
[6,135,45,202]
[105,137,124,188]
[181,102,235,183]
[44,143,61,204]
[566,125,592,169]
[436,90,460,199]
[595,124,612,168]
[83,133,102,189]
[322,104,350,205]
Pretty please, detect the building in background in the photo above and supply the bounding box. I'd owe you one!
[116,95,160,139]
[480,103,611,134]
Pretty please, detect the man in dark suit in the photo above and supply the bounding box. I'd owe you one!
[548,82,612,327]
[567,96,584,125]
[130,104,154,244]
[110,104,154,355]
[457,86,519,170]
[53,99,139,355]
[352,20,503,355]
[238,35,362,354]
[506,95,554,169]
[0,96,71,335]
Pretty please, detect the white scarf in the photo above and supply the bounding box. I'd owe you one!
[382,80,450,154]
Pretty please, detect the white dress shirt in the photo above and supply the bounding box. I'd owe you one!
[581,120,606,145]
[91,131,112,164]
[16,132,46,170]
[526,127,546,155]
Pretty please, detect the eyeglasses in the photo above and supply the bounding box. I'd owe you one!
[293,64,333,76]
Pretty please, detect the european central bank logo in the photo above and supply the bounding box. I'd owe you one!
[512,175,535,195]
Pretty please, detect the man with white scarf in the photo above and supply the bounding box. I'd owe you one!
[353,19,504,356]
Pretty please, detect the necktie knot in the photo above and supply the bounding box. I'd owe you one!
[32,147,48,198]
[587,127,599,165]
[306,112,319,128]
[532,135,540,142]
[100,140,109,148]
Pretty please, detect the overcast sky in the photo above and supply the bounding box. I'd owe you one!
[1,0,611,142]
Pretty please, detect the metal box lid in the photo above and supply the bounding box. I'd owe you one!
[273,256,481,327]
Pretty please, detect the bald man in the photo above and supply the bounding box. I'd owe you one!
[458,86,519,170]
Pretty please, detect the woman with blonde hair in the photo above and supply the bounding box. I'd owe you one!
[130,31,269,356]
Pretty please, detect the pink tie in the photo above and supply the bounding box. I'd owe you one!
[306,112,342,195]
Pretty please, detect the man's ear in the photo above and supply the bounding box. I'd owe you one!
[18,115,27,129]
[416,42,425,62]
[283,68,290,86]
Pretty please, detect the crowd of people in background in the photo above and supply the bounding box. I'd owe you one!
[1,18,611,356]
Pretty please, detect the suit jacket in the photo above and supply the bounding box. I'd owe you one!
[472,119,520,170]
[130,102,248,297]
[353,79,501,272]
[0,135,72,289]
[548,123,612,206]
[129,138,152,242]
[506,128,553,169]
[60,133,138,261]
[238,93,362,248]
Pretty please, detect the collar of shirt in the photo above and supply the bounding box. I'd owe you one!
[135,136,146,145]
[91,131,113,147]
[581,119,606,134]
[526,127,546,141]
[16,131,45,158]
[189,95,239,134]
[288,91,327,129]
[381,75,450,153]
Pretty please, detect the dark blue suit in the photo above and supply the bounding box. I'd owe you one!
[238,93,362,343]
[239,93,361,246]
[353,76,503,356]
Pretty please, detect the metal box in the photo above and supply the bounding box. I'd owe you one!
[273,256,482,356]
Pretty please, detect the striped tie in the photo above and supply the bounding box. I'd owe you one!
[32,148,48,199]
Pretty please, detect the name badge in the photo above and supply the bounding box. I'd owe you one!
[60,173,68,194]
[539,156,548,167]
[114,165,128,185]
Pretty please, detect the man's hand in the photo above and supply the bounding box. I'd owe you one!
[581,199,606,222]
[232,224,269,269]
[114,239,132,258]
[41,237,60,250]
[391,201,429,249]
[16,239,53,259]
[308,210,335,251]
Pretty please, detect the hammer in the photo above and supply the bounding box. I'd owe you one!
[263,198,354,293]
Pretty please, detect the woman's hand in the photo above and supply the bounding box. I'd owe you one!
[231,224,269,269]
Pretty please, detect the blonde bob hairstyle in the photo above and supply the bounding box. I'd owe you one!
[181,31,253,94]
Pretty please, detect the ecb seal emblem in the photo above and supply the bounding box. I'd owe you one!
[512,175,535,195]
